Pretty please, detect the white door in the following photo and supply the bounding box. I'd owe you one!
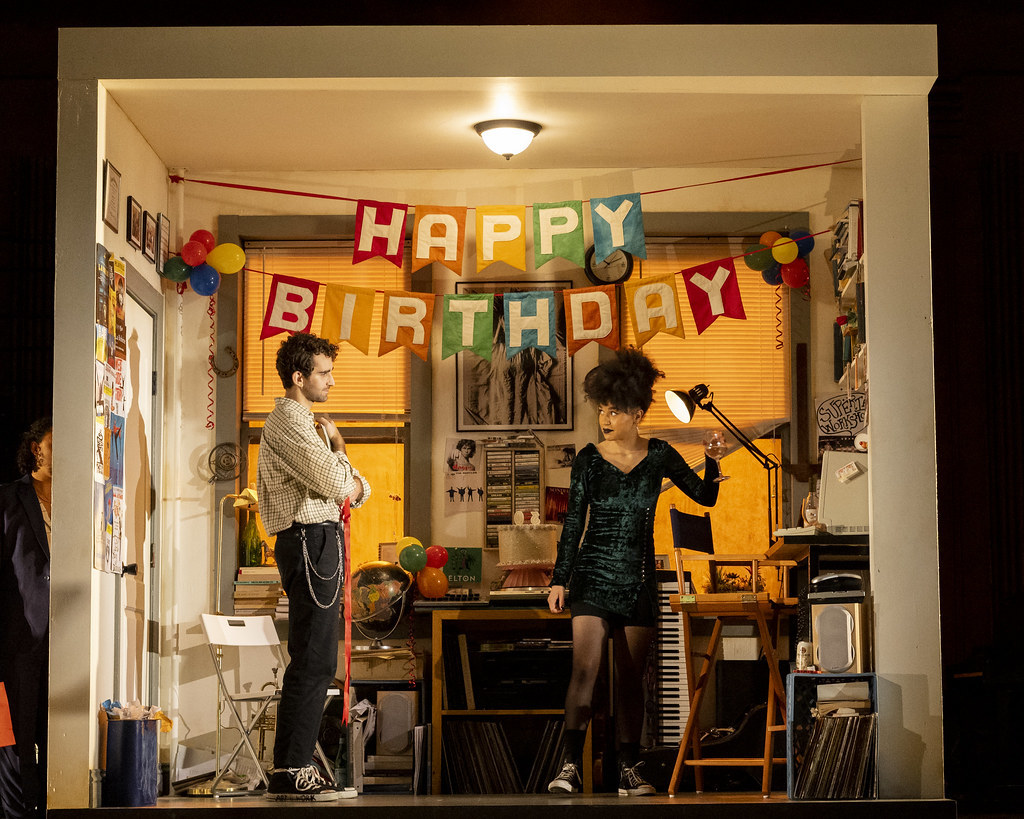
[121,289,157,703]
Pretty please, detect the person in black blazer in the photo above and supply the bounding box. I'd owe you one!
[0,418,52,818]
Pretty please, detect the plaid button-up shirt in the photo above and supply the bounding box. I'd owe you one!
[256,397,371,535]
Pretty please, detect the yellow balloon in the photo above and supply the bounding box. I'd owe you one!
[206,242,246,275]
[772,237,799,265]
[397,535,422,551]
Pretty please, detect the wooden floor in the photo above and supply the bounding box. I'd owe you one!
[51,791,958,817]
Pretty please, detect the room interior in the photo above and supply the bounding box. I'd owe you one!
[41,23,954,815]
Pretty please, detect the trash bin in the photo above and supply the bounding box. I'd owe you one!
[103,718,159,807]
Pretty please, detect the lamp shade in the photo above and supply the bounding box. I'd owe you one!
[665,384,711,424]
[665,389,697,424]
[474,119,541,159]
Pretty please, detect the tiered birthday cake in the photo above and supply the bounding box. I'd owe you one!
[496,523,560,589]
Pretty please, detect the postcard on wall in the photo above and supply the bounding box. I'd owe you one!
[546,443,576,469]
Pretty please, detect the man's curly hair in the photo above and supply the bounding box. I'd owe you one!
[582,347,664,413]
[275,333,339,389]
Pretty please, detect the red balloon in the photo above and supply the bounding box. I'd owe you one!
[425,544,449,568]
[189,229,217,253]
[780,257,810,288]
[181,240,207,267]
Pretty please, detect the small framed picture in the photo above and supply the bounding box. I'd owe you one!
[142,211,157,262]
[155,213,171,275]
[102,161,121,232]
[126,197,143,249]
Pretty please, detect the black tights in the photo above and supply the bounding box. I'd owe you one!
[562,615,655,763]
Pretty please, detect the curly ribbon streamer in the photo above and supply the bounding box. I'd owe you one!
[205,296,216,429]
[774,286,784,350]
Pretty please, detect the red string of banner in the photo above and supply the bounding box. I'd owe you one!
[168,157,860,208]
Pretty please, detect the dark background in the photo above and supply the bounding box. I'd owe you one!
[2,5,1021,812]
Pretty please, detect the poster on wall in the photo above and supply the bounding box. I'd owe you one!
[815,391,868,456]
[443,436,485,516]
[454,280,573,432]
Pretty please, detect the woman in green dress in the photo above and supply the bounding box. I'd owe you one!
[546,348,720,796]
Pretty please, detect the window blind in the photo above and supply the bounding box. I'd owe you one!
[242,243,411,421]
[627,239,791,468]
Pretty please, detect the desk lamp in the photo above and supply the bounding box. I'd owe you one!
[665,384,781,544]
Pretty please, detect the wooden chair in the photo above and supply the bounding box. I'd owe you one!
[667,514,798,798]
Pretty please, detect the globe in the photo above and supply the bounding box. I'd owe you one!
[347,561,413,649]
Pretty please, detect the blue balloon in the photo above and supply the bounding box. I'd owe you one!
[790,228,815,257]
[761,264,783,286]
[190,263,221,296]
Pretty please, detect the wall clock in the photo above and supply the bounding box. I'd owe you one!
[584,244,634,286]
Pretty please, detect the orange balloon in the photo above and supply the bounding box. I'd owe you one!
[759,231,782,247]
[772,237,799,265]
[416,567,449,599]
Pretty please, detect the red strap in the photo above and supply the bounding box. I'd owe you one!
[341,497,352,724]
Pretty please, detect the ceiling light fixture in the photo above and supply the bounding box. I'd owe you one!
[474,119,542,160]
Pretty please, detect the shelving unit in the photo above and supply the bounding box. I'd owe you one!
[831,201,868,390]
[429,607,592,794]
[484,443,545,547]
[787,672,877,800]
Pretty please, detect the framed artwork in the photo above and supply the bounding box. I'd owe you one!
[142,211,157,262]
[155,213,171,275]
[102,160,121,232]
[455,279,573,432]
[126,196,143,249]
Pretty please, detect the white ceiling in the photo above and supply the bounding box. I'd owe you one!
[105,77,864,172]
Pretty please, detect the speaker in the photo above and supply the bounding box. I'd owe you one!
[376,690,418,756]
[811,597,871,673]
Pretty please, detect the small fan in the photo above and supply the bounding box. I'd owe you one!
[208,442,246,484]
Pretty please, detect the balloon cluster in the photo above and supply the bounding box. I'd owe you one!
[397,536,450,598]
[742,229,815,288]
[158,229,246,296]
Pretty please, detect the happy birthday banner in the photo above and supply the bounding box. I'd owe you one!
[258,255,748,360]
[172,157,858,274]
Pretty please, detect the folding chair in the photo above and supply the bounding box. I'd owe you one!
[200,613,340,796]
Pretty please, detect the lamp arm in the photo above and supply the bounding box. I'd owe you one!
[702,400,779,472]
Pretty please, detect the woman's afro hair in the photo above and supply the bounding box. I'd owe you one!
[583,347,664,413]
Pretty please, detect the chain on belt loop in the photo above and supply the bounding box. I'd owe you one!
[299,524,343,609]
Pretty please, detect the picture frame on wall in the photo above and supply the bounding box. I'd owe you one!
[126,196,143,249]
[455,279,573,432]
[142,211,157,262]
[155,213,171,275]
[102,160,121,232]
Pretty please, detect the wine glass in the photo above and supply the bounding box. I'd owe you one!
[702,429,730,482]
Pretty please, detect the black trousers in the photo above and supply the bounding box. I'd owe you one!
[272,521,342,769]
[0,650,47,817]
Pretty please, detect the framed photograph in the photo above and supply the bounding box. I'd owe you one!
[142,211,157,262]
[155,213,171,274]
[102,160,121,232]
[126,196,143,249]
[455,280,573,431]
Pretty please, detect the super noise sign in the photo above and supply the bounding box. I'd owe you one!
[815,392,868,436]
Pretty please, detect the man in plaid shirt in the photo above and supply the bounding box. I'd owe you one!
[257,333,370,801]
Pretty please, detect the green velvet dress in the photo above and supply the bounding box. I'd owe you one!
[551,438,719,618]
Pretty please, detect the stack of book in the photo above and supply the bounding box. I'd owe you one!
[233,565,282,617]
